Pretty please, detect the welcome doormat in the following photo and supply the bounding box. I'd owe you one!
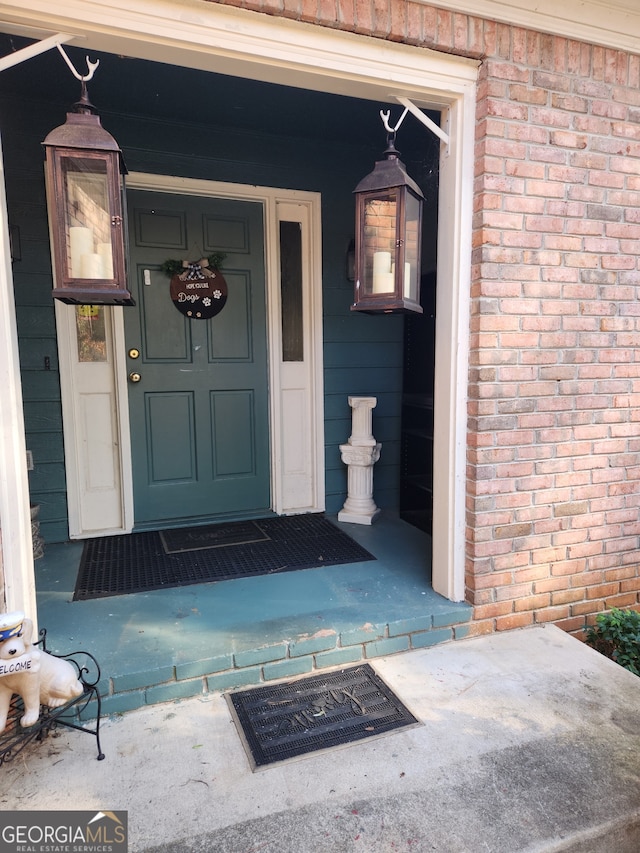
[227,664,420,769]
[160,520,270,553]
[73,514,375,600]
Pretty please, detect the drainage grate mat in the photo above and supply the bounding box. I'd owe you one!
[227,663,420,769]
[74,514,375,600]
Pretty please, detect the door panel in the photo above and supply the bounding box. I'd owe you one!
[145,392,196,483]
[139,267,192,361]
[210,391,256,477]
[208,272,251,360]
[134,207,186,249]
[126,190,270,528]
[80,391,118,491]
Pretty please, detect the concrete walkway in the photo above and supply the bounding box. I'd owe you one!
[1,625,639,852]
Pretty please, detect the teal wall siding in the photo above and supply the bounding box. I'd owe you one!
[0,54,436,541]
[3,100,69,543]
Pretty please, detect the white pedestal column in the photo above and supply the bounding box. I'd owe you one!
[338,396,381,525]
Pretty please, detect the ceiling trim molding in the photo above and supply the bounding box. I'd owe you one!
[0,0,477,105]
[417,0,640,55]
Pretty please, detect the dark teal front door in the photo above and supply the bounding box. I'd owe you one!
[125,190,270,529]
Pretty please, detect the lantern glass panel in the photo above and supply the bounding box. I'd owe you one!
[403,191,421,303]
[62,155,114,281]
[362,191,398,296]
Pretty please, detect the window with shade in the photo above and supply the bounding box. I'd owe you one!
[279,220,304,362]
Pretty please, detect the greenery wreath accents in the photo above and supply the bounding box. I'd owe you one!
[160,252,226,278]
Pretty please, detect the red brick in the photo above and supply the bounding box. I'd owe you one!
[371,0,390,36]
[514,593,551,612]
[496,582,536,602]
[473,601,514,620]
[513,566,551,584]
[551,588,585,605]
[549,560,587,577]
[436,6,453,48]
[534,605,570,623]
[467,619,496,637]
[554,616,589,634]
[605,593,639,609]
[388,0,406,39]
[466,570,515,591]
[571,600,605,616]
[496,612,535,630]
[407,3,423,44]
[354,0,373,33]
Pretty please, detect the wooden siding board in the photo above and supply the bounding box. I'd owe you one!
[39,521,70,544]
[323,341,404,367]
[28,462,67,494]
[32,491,69,522]
[323,366,403,394]
[22,401,63,433]
[26,432,65,465]
[323,314,405,342]
[13,248,56,277]
[18,339,59,372]
[15,306,57,337]
[20,371,62,402]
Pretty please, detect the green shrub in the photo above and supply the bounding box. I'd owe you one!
[584,607,640,676]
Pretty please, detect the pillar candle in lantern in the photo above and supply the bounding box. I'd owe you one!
[69,227,94,277]
[372,251,393,293]
[97,242,114,278]
[80,252,103,279]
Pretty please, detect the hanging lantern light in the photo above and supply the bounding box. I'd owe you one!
[42,58,133,305]
[352,130,424,314]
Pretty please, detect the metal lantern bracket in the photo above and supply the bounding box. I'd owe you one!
[380,107,409,135]
[0,33,75,74]
[56,44,99,82]
[383,97,451,152]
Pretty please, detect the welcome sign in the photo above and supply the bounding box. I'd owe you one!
[169,260,227,319]
[0,652,38,678]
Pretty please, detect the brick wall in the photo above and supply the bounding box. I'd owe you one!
[210,0,640,636]
[468,36,640,637]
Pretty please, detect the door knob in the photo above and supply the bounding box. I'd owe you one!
[128,348,140,359]
[128,372,141,383]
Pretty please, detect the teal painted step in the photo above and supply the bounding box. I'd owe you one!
[78,615,472,721]
[35,513,472,720]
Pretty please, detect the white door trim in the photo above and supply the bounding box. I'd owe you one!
[65,172,324,538]
[1,0,477,601]
[273,199,325,515]
[0,133,35,619]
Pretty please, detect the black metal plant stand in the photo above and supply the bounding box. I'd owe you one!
[0,629,104,765]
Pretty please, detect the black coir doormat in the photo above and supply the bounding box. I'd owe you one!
[74,514,375,601]
[227,664,419,769]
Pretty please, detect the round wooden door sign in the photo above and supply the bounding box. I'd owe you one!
[169,261,228,319]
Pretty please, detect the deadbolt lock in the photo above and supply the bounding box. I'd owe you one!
[128,372,142,383]
[128,348,140,359]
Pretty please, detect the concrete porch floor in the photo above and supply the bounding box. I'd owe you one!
[33,513,472,716]
[1,626,639,852]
